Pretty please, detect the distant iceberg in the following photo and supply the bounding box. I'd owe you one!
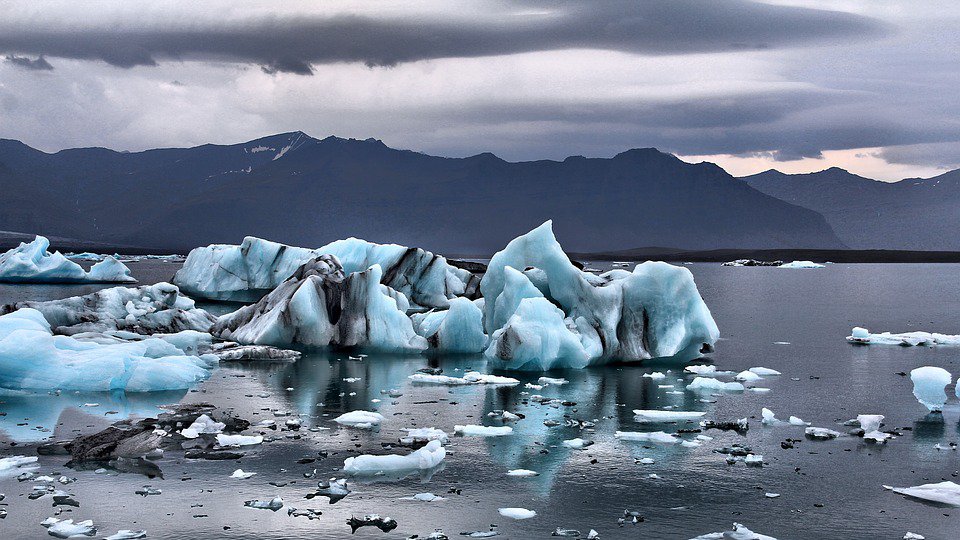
[0,236,135,283]
[848,327,960,347]
[778,260,824,269]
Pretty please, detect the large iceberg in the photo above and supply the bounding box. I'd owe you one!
[0,308,215,392]
[480,221,718,369]
[0,236,135,283]
[173,236,478,307]
[411,297,487,353]
[212,256,427,352]
[1,282,215,335]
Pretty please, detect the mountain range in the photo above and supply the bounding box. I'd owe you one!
[0,132,845,254]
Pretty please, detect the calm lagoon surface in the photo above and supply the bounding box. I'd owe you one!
[1,261,958,539]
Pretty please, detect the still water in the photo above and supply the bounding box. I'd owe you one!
[0,261,958,539]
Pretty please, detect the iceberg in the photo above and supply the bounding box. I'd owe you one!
[212,257,427,352]
[890,481,960,506]
[173,235,478,307]
[480,222,718,369]
[343,439,446,474]
[0,308,215,392]
[848,327,960,347]
[0,236,135,284]
[411,297,487,353]
[1,282,216,336]
[778,260,824,269]
[910,366,952,412]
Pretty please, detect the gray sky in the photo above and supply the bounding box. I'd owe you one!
[0,0,957,180]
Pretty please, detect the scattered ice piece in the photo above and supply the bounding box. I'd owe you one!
[857,414,890,442]
[684,365,716,375]
[104,531,147,540]
[903,533,925,540]
[400,427,449,445]
[761,408,778,425]
[408,371,519,385]
[890,481,960,506]
[735,370,761,382]
[313,478,351,503]
[636,458,655,465]
[506,469,539,477]
[244,496,284,511]
[216,434,263,447]
[498,507,536,520]
[343,377,361,383]
[778,260,824,269]
[633,410,705,423]
[848,327,960,347]
[44,518,97,538]
[400,492,446,502]
[749,367,781,376]
[231,469,256,479]
[910,367,952,412]
[348,514,399,534]
[538,376,568,385]
[687,377,744,393]
[643,372,666,380]
[334,410,384,428]
[805,427,842,440]
[690,522,777,539]
[561,438,593,449]
[765,493,780,498]
[744,454,763,466]
[615,431,680,444]
[180,414,225,439]
[343,440,445,474]
[788,416,807,426]
[454,425,513,437]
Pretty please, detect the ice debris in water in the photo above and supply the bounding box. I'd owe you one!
[561,438,593,449]
[42,517,97,538]
[348,514,399,534]
[216,434,263,447]
[910,366,952,412]
[778,260,824,269]
[805,427,842,440]
[615,431,681,444]
[104,531,147,540]
[454,425,513,437]
[400,492,446,502]
[244,496,284,511]
[734,370,761,382]
[633,410,705,423]
[888,481,960,506]
[643,372,666,379]
[684,364,718,375]
[0,455,38,474]
[180,414,225,438]
[334,410,384,429]
[857,414,890,442]
[902,534,925,540]
[400,427,449,445]
[690,522,777,539]
[687,377,744,393]
[231,469,256,479]
[498,507,537,520]
[0,236,135,284]
[538,376,568,385]
[407,371,519,385]
[311,478,351,503]
[749,367,781,376]
[848,327,960,347]
[506,469,539,477]
[0,308,215,392]
[343,440,446,474]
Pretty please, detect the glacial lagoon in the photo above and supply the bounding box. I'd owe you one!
[1,260,958,539]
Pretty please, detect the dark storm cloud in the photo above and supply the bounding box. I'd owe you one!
[5,55,54,71]
[0,1,884,73]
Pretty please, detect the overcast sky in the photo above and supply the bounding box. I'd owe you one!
[1,0,957,181]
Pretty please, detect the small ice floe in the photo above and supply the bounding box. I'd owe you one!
[180,414,225,439]
[348,514,398,533]
[635,458,655,465]
[216,434,263,447]
[400,427,449,446]
[633,410,705,423]
[848,327,960,347]
[43,518,97,538]
[506,469,539,477]
[615,431,680,444]
[0,455,39,475]
[773,341,790,345]
[789,416,808,426]
[408,371,519,385]
[805,427,842,440]
[525,382,544,390]
[684,365,717,375]
[334,410,384,429]
[561,438,593,449]
[910,367,952,412]
[690,522,777,539]
[104,530,147,540]
[778,260,824,269]
[743,454,763,466]
[735,370,761,382]
[135,486,161,496]
[400,492,446,502]
[343,440,445,474]
[538,376,568,386]
[643,372,666,380]
[887,481,960,506]
[244,496,284,511]
[765,492,780,498]
[487,410,523,422]
[687,377,744,393]
[857,414,891,443]
[902,533,924,540]
[460,527,501,537]
[343,377,361,383]
[287,507,323,520]
[454,425,513,436]
[310,478,350,503]
[498,507,536,520]
[700,418,749,434]
[935,442,958,451]
[761,408,778,425]
[231,469,256,479]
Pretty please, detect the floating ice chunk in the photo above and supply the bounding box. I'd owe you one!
[684,364,717,375]
[0,455,38,474]
[615,431,680,444]
[561,438,592,449]
[687,377,744,393]
[480,222,718,368]
[334,410,384,429]
[181,414,225,439]
[847,327,960,347]
[735,370,761,382]
[217,434,263,447]
[538,376,568,385]
[778,260,824,269]
[857,415,890,442]
[231,469,256,479]
[407,371,519,385]
[788,416,808,426]
[400,492,446,502]
[690,522,777,539]
[0,236,135,284]
[506,469,539,477]
[805,427,842,440]
[749,367,781,376]
[484,296,591,371]
[0,308,214,392]
[400,427,449,445]
[910,366,952,412]
[643,372,666,380]
[498,507,536,520]
[44,518,97,538]
[744,454,763,466]
[343,439,446,474]
[902,533,925,540]
[244,496,283,511]
[104,531,147,540]
[632,410,705,423]
[454,425,513,437]
[761,408,778,425]
[411,297,487,353]
[890,481,960,506]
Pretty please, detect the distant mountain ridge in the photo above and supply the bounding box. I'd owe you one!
[0,132,844,254]
[743,166,960,250]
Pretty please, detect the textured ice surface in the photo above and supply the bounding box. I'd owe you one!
[890,481,960,506]
[484,296,591,371]
[848,327,960,346]
[343,440,446,474]
[44,518,98,538]
[690,522,777,539]
[173,236,477,307]
[0,236,135,284]
[910,366,952,412]
[480,221,717,369]
[2,282,215,336]
[411,297,487,353]
[407,371,519,385]
[181,414,225,438]
[805,427,842,440]
[0,308,214,392]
